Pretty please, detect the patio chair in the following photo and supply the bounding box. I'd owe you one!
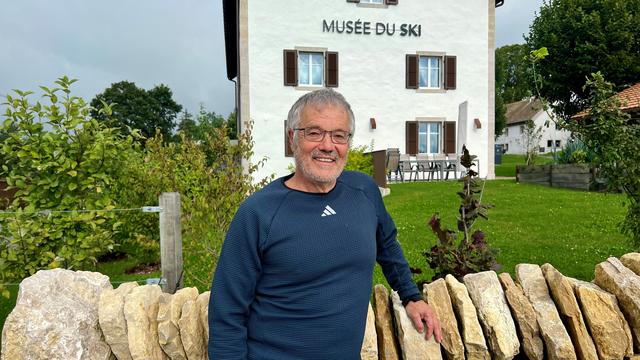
[386,151,403,182]
[429,154,446,180]
[444,153,458,180]
[399,154,414,181]
[414,154,434,181]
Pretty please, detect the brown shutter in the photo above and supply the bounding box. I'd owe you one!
[325,52,339,87]
[443,121,456,154]
[284,120,293,157]
[386,0,398,4]
[283,50,298,86]
[405,121,418,155]
[444,55,457,90]
[406,54,418,89]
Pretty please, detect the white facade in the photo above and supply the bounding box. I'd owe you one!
[496,100,571,155]
[233,0,497,181]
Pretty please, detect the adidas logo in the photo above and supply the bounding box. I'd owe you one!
[321,205,336,217]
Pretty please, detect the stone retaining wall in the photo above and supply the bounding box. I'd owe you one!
[4,253,640,359]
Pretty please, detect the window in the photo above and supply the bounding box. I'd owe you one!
[547,140,552,147]
[298,52,323,86]
[504,128,509,136]
[406,54,456,90]
[283,50,338,87]
[418,122,440,154]
[405,121,455,155]
[419,56,441,89]
[555,140,561,148]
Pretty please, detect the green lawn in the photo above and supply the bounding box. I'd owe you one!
[374,179,634,286]
[495,154,554,177]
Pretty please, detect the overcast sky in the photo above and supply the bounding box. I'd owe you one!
[0,0,543,118]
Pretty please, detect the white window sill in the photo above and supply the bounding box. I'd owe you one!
[295,85,325,91]
[357,3,387,8]
[416,88,446,94]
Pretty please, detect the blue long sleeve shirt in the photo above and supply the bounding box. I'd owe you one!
[208,171,421,359]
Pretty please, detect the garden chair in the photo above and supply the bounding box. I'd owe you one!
[444,153,458,180]
[386,151,403,182]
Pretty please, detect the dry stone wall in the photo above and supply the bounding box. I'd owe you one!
[6,253,640,359]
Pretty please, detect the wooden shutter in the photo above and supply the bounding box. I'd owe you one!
[283,50,298,86]
[386,0,398,4]
[405,121,418,155]
[443,121,456,154]
[284,120,293,157]
[406,54,418,89]
[325,52,339,87]
[444,55,457,90]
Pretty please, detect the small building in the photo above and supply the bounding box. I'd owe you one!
[496,98,571,154]
[222,0,504,180]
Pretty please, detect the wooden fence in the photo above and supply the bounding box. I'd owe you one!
[516,164,596,191]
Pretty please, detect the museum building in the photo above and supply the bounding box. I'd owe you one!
[222,0,504,181]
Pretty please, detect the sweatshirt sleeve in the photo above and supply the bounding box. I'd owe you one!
[369,184,422,303]
[208,203,263,359]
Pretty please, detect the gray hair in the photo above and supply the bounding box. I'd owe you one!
[286,89,355,143]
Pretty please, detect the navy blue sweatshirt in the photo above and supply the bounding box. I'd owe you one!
[208,171,421,359]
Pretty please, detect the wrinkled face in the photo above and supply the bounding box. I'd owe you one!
[290,104,350,188]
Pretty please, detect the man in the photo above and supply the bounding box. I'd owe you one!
[209,89,441,359]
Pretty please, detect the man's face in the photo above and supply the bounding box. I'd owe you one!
[291,104,350,188]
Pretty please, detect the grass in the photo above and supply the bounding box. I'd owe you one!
[0,253,160,348]
[373,179,634,286]
[495,154,554,177]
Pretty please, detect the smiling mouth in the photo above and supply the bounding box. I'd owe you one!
[314,157,336,163]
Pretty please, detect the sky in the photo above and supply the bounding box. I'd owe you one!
[0,0,544,119]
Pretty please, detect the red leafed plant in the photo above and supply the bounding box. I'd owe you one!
[423,146,500,280]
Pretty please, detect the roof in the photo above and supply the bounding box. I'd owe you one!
[221,0,506,81]
[573,82,640,119]
[505,98,543,125]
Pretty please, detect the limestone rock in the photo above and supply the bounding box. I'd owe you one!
[373,285,400,360]
[179,299,206,360]
[569,278,633,359]
[594,257,640,350]
[445,275,490,360]
[1,269,114,360]
[541,264,598,360]
[620,252,640,276]
[390,291,442,360]
[99,281,139,360]
[498,273,544,360]
[123,284,167,360]
[196,291,210,346]
[157,287,199,360]
[423,279,464,360]
[360,302,378,360]
[463,271,519,360]
[515,263,576,360]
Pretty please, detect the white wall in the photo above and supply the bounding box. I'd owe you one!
[495,110,571,155]
[242,0,492,181]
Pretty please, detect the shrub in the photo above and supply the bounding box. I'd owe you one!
[0,77,136,297]
[113,121,272,289]
[422,146,500,281]
[345,143,374,176]
[554,138,595,165]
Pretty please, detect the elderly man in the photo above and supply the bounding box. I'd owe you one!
[209,89,441,359]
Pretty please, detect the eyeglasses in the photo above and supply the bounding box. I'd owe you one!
[294,127,352,144]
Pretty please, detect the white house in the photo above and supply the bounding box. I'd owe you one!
[222,0,504,181]
[496,98,571,154]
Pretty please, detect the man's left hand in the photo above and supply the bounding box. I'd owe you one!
[405,300,442,343]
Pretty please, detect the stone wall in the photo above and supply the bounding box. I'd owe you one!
[4,253,640,359]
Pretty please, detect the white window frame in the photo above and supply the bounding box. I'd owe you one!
[298,51,324,87]
[418,55,442,89]
[417,121,441,154]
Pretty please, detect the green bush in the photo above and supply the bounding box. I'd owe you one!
[113,122,272,289]
[554,139,595,165]
[345,143,374,177]
[0,77,136,298]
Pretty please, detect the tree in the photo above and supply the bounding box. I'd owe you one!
[566,73,640,246]
[176,105,237,142]
[520,119,543,166]
[495,44,535,137]
[90,81,182,140]
[526,0,640,119]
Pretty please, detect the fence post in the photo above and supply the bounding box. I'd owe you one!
[160,192,182,293]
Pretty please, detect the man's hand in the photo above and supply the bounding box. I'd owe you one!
[405,300,442,343]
